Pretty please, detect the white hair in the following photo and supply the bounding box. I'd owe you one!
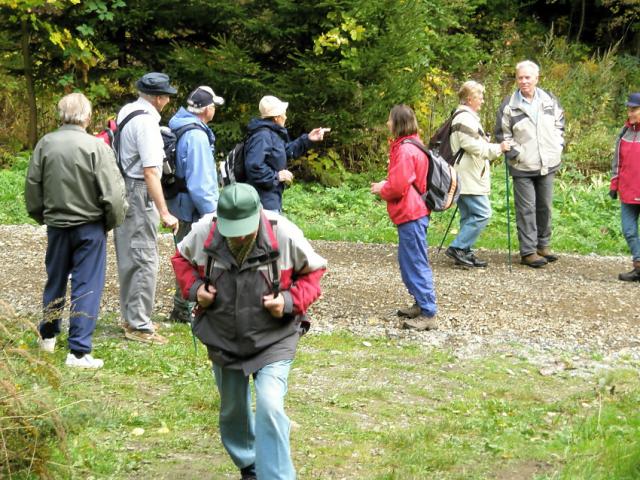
[187,105,207,114]
[57,93,92,126]
[458,80,485,103]
[516,60,540,76]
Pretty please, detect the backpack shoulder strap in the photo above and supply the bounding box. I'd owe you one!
[204,217,218,287]
[115,109,149,176]
[400,139,430,196]
[174,123,209,143]
[268,218,280,297]
[117,109,148,131]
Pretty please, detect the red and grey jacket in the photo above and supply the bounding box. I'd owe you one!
[171,210,327,374]
[610,122,640,204]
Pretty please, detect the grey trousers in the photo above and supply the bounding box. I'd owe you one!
[512,173,555,257]
[114,179,159,332]
[172,220,194,316]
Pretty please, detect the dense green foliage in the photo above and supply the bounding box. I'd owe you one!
[0,1,638,178]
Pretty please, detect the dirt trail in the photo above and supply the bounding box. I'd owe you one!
[3,225,639,362]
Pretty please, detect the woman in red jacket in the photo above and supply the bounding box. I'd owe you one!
[371,105,437,330]
[610,92,640,281]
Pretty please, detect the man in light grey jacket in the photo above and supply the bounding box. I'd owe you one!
[495,60,564,268]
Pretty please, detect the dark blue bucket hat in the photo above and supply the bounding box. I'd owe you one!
[136,72,177,95]
[626,92,640,108]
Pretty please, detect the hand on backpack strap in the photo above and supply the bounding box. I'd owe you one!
[197,283,216,308]
[263,293,285,318]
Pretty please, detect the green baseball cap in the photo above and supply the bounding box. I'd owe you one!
[216,183,262,237]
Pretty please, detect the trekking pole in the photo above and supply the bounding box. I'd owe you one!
[437,205,458,254]
[505,159,513,272]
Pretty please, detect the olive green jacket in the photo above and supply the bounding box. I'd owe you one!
[25,124,128,230]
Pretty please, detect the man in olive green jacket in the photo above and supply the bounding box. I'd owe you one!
[25,92,127,369]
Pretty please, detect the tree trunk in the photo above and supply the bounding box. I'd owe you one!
[21,18,37,148]
[576,0,586,42]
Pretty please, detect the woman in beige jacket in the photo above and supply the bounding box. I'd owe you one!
[445,81,510,267]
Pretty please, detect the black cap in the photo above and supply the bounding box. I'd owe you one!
[187,86,225,108]
[136,72,177,95]
[626,92,640,108]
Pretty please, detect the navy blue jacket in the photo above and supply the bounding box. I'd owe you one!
[244,118,312,211]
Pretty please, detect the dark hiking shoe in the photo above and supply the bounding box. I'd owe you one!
[619,268,640,282]
[466,252,488,268]
[402,315,438,331]
[445,247,473,267]
[537,247,558,263]
[240,464,257,480]
[169,306,191,323]
[397,303,421,318]
[520,253,548,268]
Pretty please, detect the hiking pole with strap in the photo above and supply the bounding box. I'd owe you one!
[505,158,513,272]
[437,205,459,254]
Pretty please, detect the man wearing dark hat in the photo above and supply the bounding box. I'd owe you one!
[166,85,225,323]
[114,72,179,344]
[171,183,327,480]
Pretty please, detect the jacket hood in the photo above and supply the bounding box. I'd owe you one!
[247,117,289,137]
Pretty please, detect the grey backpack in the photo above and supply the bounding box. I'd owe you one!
[401,138,461,212]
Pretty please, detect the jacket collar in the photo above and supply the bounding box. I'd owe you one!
[206,212,279,269]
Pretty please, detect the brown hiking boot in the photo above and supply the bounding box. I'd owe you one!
[619,261,640,282]
[402,315,437,331]
[537,247,558,263]
[123,324,168,345]
[397,303,421,318]
[520,253,548,268]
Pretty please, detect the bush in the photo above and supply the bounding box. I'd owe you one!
[0,302,69,479]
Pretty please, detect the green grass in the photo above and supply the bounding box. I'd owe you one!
[3,157,627,255]
[282,166,626,256]
[7,321,640,479]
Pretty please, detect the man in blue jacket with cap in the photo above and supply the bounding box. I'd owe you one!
[166,85,224,322]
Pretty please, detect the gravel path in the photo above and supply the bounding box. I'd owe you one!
[4,224,639,370]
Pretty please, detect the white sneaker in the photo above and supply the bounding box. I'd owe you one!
[65,353,104,369]
[38,337,56,353]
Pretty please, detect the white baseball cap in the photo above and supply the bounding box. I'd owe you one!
[259,95,288,118]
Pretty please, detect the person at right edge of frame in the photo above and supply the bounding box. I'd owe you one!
[495,60,565,268]
[609,92,640,282]
[370,105,438,331]
[114,72,179,344]
[171,183,327,480]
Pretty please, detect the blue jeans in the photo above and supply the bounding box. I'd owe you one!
[213,360,295,480]
[40,222,106,353]
[397,216,437,317]
[450,194,492,251]
[621,203,640,261]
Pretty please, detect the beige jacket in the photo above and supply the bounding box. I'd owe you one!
[450,105,502,195]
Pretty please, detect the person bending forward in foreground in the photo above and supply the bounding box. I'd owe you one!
[171,183,327,480]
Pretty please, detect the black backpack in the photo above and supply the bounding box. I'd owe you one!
[402,138,461,212]
[428,110,465,166]
[109,109,206,199]
[219,127,269,186]
[160,123,209,199]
